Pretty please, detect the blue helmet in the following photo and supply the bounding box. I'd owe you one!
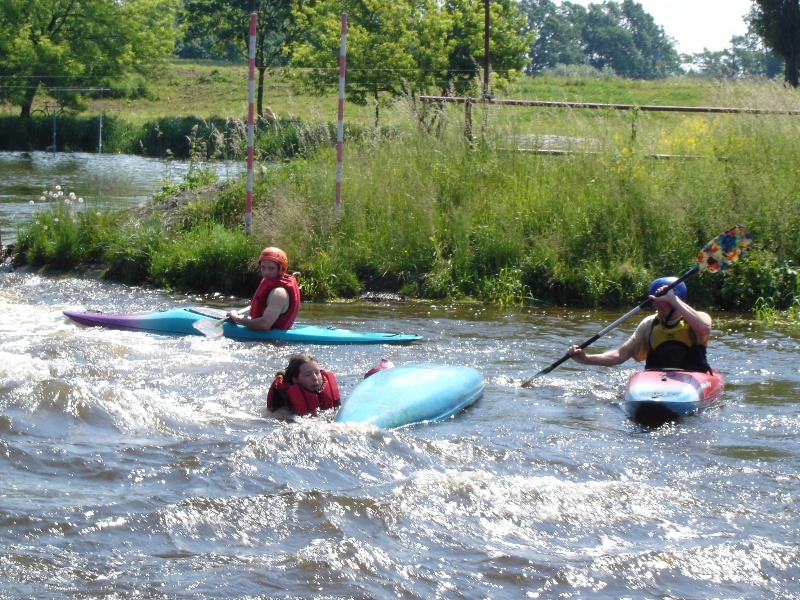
[648,277,687,302]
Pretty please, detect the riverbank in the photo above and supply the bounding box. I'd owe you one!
[6,71,800,316]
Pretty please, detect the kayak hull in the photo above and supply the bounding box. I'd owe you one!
[335,363,484,429]
[63,307,421,345]
[623,369,725,423]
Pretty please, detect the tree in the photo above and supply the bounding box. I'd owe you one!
[520,0,587,74]
[685,49,729,79]
[729,32,784,79]
[617,0,680,77]
[290,0,431,125]
[685,33,783,79]
[0,0,180,117]
[289,0,529,121]
[181,0,297,116]
[582,0,680,78]
[519,0,679,78]
[750,0,800,86]
[442,0,530,93]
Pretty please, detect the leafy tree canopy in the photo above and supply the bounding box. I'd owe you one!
[289,0,530,122]
[0,0,180,117]
[520,0,586,74]
[684,32,784,79]
[521,0,681,78]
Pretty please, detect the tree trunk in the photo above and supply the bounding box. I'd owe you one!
[19,86,38,118]
[373,90,380,129]
[784,0,800,87]
[788,38,800,87]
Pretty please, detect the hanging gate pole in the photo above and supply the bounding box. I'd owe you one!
[245,12,256,236]
[334,12,348,223]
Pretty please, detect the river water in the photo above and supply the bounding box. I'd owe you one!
[0,151,242,246]
[1,267,798,599]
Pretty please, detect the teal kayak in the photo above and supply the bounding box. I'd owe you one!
[335,363,484,428]
[63,307,421,345]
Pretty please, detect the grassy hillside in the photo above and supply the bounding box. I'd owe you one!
[8,60,800,124]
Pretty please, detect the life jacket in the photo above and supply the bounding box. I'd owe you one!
[644,317,711,372]
[266,370,340,416]
[250,274,300,330]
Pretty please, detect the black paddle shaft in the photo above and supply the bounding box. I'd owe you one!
[534,264,700,377]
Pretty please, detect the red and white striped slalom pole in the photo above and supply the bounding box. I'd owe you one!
[245,12,256,236]
[334,12,348,223]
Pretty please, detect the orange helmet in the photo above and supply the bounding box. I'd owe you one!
[259,247,288,274]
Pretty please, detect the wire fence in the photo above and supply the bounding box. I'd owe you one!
[420,94,800,155]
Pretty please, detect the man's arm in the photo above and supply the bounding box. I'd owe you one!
[568,345,633,367]
[655,289,712,344]
[228,287,289,331]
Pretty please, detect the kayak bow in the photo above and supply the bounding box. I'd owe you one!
[623,369,724,423]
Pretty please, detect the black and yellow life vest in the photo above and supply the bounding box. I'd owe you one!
[644,317,711,372]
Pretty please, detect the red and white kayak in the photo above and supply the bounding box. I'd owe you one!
[623,369,725,423]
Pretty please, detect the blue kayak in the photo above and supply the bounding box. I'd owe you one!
[63,307,421,345]
[335,363,484,428]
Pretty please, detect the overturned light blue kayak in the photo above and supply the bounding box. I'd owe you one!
[335,363,484,428]
[63,307,421,345]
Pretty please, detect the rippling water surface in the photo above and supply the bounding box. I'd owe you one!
[0,151,242,245]
[1,270,799,599]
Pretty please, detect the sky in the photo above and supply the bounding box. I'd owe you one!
[568,0,753,55]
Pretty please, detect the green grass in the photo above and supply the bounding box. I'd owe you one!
[0,61,360,125]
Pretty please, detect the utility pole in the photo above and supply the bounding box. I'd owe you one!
[483,0,490,98]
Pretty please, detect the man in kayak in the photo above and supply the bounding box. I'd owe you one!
[227,247,301,331]
[566,277,712,372]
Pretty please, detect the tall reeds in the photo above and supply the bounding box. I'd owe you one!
[248,95,799,310]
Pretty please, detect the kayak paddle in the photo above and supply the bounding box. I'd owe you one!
[192,308,248,338]
[522,225,753,385]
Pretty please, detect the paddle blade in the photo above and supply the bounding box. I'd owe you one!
[520,369,548,388]
[193,318,225,338]
[697,225,753,273]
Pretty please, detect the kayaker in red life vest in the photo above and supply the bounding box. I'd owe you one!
[227,247,300,331]
[267,353,341,416]
[566,277,713,373]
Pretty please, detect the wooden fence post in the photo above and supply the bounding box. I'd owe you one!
[465,97,473,145]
